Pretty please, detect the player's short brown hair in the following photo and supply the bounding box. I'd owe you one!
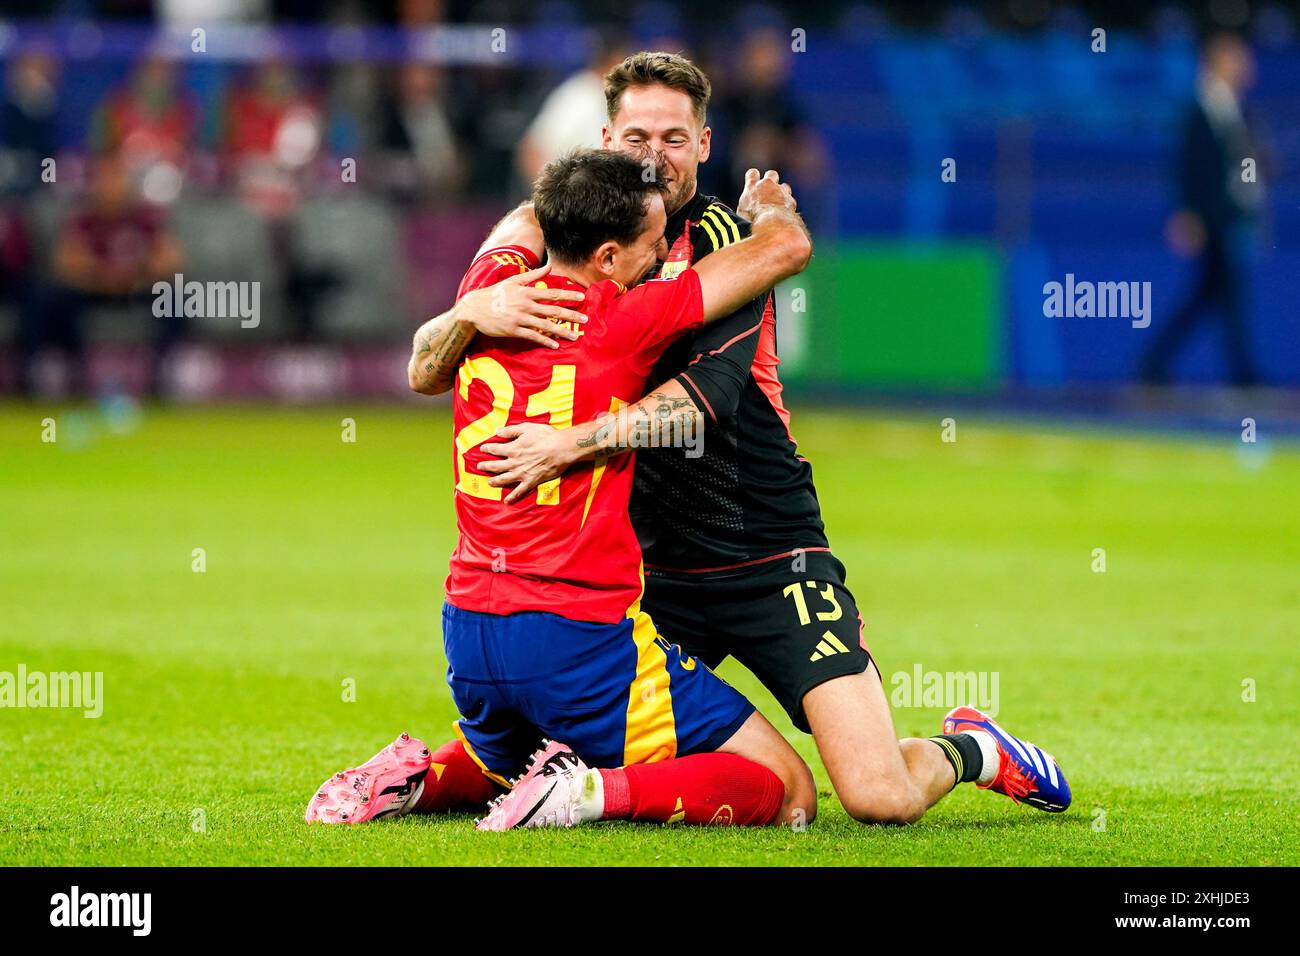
[604,51,711,126]
[533,148,669,266]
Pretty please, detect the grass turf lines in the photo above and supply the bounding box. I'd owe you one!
[2,402,1296,866]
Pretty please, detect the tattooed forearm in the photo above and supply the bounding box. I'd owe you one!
[572,385,704,458]
[408,310,474,395]
[429,322,472,380]
[576,420,615,450]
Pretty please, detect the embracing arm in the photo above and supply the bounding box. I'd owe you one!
[408,204,585,396]
[476,381,700,503]
[584,171,809,447]
[474,201,545,261]
[691,183,810,321]
[576,383,700,458]
[477,299,766,493]
[408,306,477,395]
[477,171,808,501]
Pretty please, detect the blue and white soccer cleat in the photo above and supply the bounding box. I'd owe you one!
[943,707,1071,813]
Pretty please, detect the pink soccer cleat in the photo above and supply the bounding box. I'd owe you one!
[475,739,598,831]
[305,732,431,824]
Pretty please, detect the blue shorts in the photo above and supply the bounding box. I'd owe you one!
[442,602,755,784]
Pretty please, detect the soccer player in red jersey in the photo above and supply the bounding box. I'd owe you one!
[306,150,818,829]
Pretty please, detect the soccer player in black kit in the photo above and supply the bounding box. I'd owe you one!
[416,53,1071,824]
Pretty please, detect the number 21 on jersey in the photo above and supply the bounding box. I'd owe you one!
[455,357,574,505]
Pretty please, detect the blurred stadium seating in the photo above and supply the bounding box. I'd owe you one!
[0,3,1296,402]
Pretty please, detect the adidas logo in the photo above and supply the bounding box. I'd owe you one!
[809,631,851,662]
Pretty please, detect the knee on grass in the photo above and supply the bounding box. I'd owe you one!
[776,762,818,827]
[839,784,926,826]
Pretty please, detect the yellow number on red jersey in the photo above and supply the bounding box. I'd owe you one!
[455,362,577,506]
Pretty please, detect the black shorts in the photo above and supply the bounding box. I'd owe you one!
[641,552,872,733]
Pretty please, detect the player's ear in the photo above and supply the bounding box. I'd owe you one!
[698,125,711,164]
[594,241,619,277]
[601,125,613,149]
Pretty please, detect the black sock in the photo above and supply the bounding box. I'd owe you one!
[929,733,984,787]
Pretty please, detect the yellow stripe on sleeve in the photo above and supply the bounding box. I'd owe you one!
[703,210,734,247]
[697,213,724,251]
[706,205,742,245]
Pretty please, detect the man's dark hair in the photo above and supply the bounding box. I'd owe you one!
[532,149,668,266]
[605,51,711,126]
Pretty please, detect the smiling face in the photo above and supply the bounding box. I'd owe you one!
[603,84,711,216]
[533,148,670,289]
[609,192,669,287]
[590,192,668,290]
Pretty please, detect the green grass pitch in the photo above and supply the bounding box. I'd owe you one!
[2,401,1297,866]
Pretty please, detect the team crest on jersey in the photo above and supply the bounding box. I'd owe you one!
[658,258,689,280]
[656,228,695,281]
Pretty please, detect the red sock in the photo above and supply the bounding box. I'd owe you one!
[411,740,499,814]
[599,753,784,826]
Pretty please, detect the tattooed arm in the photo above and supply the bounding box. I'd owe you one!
[408,200,584,396]
[476,380,703,504]
[407,307,476,395]
[407,263,587,396]
[573,382,702,458]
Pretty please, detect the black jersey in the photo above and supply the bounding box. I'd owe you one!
[628,191,833,585]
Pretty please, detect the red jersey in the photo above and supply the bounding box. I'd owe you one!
[444,245,705,624]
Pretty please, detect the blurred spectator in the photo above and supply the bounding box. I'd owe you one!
[453,65,533,199]
[0,205,39,390]
[1,50,60,194]
[1141,33,1264,387]
[514,30,631,185]
[1,51,59,373]
[709,29,827,221]
[395,0,446,24]
[19,155,184,397]
[377,63,464,201]
[223,60,323,216]
[223,61,335,339]
[91,57,197,172]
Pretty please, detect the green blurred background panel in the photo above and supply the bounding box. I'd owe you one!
[801,242,1004,389]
